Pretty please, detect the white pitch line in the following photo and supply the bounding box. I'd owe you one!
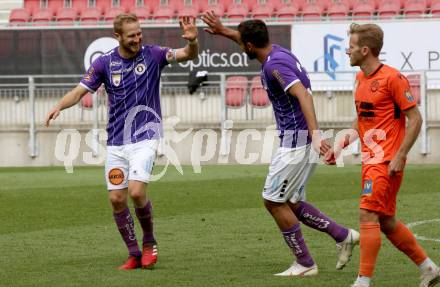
[406,219,440,243]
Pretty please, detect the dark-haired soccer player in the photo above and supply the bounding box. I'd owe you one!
[325,23,440,287]
[45,13,198,270]
[202,11,359,276]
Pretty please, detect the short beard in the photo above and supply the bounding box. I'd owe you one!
[246,51,257,60]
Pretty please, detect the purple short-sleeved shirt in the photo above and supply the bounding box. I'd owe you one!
[261,44,312,148]
[80,45,170,146]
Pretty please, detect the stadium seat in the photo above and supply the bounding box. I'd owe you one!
[48,0,65,15]
[250,76,270,107]
[327,1,349,19]
[274,1,300,20]
[32,9,54,25]
[302,1,325,20]
[377,0,401,18]
[9,8,31,25]
[179,5,200,18]
[352,0,375,19]
[406,74,421,104]
[204,3,226,17]
[431,0,440,16]
[251,2,275,19]
[80,7,102,24]
[96,0,112,14]
[226,76,248,107]
[226,3,250,20]
[72,0,89,14]
[121,0,136,12]
[81,92,94,109]
[24,0,40,15]
[131,5,151,20]
[152,5,175,21]
[55,7,77,25]
[404,0,428,17]
[104,7,126,22]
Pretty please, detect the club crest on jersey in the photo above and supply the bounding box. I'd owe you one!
[405,90,414,102]
[135,63,146,75]
[370,80,380,92]
[112,74,121,86]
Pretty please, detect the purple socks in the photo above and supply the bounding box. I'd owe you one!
[282,223,315,267]
[135,201,156,245]
[113,208,141,257]
[294,201,349,243]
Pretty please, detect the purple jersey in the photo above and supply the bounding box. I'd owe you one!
[80,45,169,146]
[261,44,312,148]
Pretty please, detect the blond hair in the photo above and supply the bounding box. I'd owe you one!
[113,13,138,35]
[349,23,384,57]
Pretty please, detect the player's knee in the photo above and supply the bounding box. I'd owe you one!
[129,189,146,202]
[109,192,127,207]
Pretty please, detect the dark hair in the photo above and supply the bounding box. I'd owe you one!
[237,19,270,48]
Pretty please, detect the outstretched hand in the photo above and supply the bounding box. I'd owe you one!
[201,10,225,35]
[180,16,197,41]
[44,106,61,127]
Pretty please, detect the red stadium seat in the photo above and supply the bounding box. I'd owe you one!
[250,76,270,107]
[131,5,151,20]
[55,7,77,25]
[121,0,135,12]
[226,76,248,107]
[48,0,65,15]
[406,74,421,105]
[32,9,54,25]
[274,1,300,20]
[9,8,31,25]
[204,3,226,17]
[96,0,112,14]
[72,0,89,15]
[152,5,175,21]
[352,0,375,19]
[302,1,325,20]
[178,5,200,18]
[104,7,126,22]
[80,7,102,24]
[226,3,250,20]
[251,2,275,19]
[327,1,349,19]
[431,0,440,16]
[404,0,428,17]
[377,0,401,18]
[81,93,94,109]
[24,0,40,15]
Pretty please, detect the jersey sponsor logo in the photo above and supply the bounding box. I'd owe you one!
[135,63,146,75]
[108,168,124,185]
[110,60,122,67]
[405,90,415,102]
[272,69,285,86]
[362,179,373,195]
[83,67,95,82]
[112,74,121,86]
[370,80,380,92]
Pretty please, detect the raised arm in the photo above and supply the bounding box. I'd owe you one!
[45,84,89,127]
[201,10,242,45]
[170,16,199,63]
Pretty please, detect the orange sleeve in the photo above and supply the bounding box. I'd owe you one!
[388,72,417,111]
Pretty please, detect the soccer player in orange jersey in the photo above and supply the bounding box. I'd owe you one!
[325,23,440,287]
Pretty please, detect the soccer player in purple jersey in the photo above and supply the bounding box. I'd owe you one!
[202,12,359,276]
[44,13,199,270]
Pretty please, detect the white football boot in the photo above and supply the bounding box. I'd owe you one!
[336,228,360,270]
[274,261,318,276]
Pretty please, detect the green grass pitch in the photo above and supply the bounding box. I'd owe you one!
[1,165,439,287]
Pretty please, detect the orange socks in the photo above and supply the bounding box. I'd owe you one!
[359,222,381,277]
[386,221,427,265]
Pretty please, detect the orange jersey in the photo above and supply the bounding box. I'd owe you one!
[354,64,417,164]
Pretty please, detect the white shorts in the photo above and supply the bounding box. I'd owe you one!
[105,139,159,190]
[262,144,317,203]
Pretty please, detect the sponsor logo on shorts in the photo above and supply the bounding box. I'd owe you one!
[108,168,124,185]
[362,179,373,195]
